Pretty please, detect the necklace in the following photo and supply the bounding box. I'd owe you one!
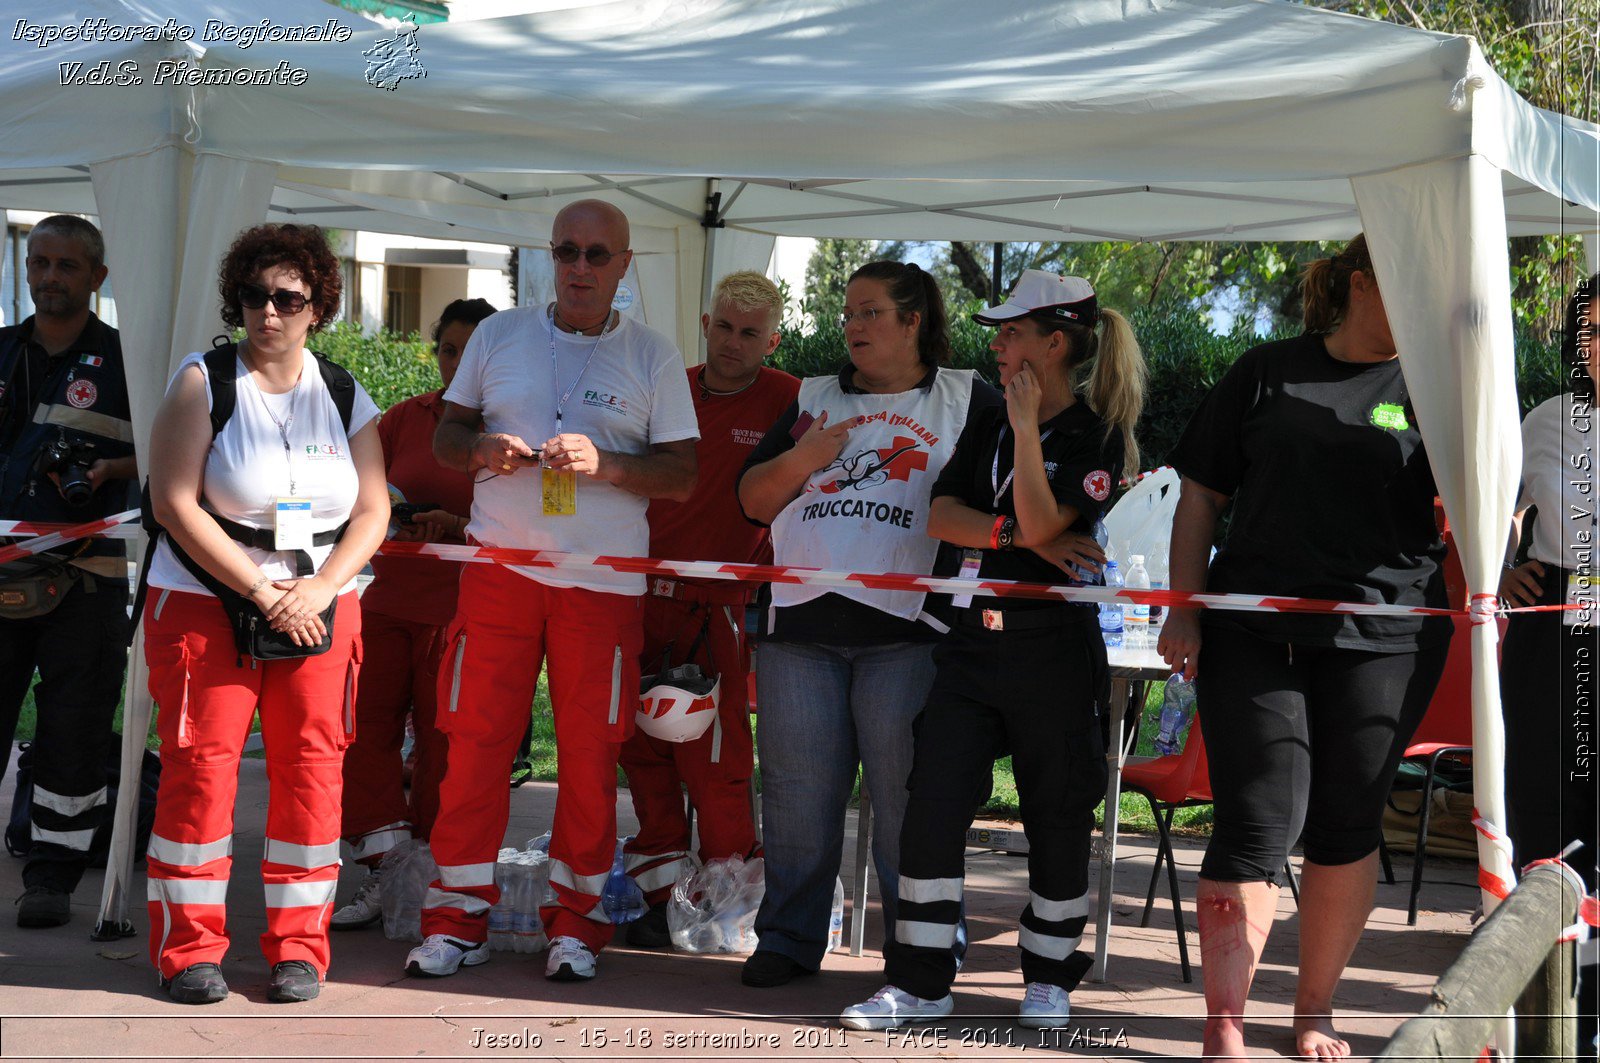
[243,345,303,495]
[698,365,758,398]
[552,304,615,337]
[548,307,609,432]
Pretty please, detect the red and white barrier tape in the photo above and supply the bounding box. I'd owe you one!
[1471,809,1517,901]
[0,511,1586,619]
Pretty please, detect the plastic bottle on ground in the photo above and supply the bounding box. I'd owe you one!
[1124,555,1151,648]
[1099,561,1124,648]
[1155,673,1199,756]
[828,878,844,951]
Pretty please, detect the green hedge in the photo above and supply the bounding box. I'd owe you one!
[322,306,1566,470]
[770,299,1566,471]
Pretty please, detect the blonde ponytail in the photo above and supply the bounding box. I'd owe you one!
[1082,307,1146,475]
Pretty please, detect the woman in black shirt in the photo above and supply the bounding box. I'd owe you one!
[1160,234,1450,1061]
[840,271,1145,1031]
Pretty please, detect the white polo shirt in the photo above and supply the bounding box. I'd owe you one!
[444,306,699,594]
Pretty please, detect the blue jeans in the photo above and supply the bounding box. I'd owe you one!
[753,640,935,969]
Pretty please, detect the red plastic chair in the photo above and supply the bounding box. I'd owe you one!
[1121,716,1299,983]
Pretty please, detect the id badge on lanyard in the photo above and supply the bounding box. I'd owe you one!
[274,497,314,551]
[542,468,577,516]
[950,548,983,609]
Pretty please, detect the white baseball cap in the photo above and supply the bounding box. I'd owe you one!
[973,269,1099,327]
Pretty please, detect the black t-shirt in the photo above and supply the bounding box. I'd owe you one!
[930,399,1123,612]
[738,364,1002,644]
[1168,332,1448,650]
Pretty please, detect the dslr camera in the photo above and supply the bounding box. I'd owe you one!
[32,432,99,507]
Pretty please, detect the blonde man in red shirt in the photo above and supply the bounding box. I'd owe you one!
[620,271,800,946]
[330,298,497,930]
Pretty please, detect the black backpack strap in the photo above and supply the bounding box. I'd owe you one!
[312,351,357,436]
[204,339,239,440]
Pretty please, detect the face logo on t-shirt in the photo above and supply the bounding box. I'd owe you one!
[1084,469,1112,501]
[304,443,344,461]
[581,389,630,416]
[1370,403,1411,431]
[65,379,97,409]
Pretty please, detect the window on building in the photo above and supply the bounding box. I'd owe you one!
[385,265,421,336]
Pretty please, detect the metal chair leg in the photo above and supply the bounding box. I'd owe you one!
[1139,798,1167,928]
[1154,808,1191,983]
[1407,751,1443,926]
[1284,859,1300,906]
[1378,834,1394,884]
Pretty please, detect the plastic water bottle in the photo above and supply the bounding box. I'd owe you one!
[1099,561,1124,648]
[601,838,646,925]
[1124,555,1151,647]
[1147,545,1168,630]
[1154,674,1198,756]
[828,878,844,951]
[1068,517,1110,586]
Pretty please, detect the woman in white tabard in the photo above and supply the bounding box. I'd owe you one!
[142,224,387,1005]
[735,261,999,988]
[1499,273,1598,1060]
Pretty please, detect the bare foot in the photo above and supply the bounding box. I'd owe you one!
[1294,1014,1350,1061]
[1203,1016,1251,1060]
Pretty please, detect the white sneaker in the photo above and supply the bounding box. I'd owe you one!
[405,934,489,977]
[545,935,597,981]
[330,869,384,930]
[840,985,954,1031]
[1017,981,1071,1028]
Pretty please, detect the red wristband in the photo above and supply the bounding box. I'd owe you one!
[990,514,1006,550]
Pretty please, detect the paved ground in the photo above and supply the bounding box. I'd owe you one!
[0,749,1478,1062]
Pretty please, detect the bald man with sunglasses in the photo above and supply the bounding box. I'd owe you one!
[414,200,699,983]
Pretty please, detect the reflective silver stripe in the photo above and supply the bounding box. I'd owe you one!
[899,875,965,905]
[629,857,688,895]
[608,645,622,725]
[423,886,491,915]
[31,825,95,850]
[147,832,233,868]
[439,862,496,888]
[264,880,337,909]
[710,712,723,764]
[263,838,341,870]
[583,901,614,924]
[448,634,467,712]
[147,878,228,905]
[623,849,688,872]
[33,402,135,442]
[1030,890,1089,923]
[548,858,610,897]
[722,605,741,650]
[895,918,958,949]
[32,785,107,817]
[349,824,411,862]
[153,588,172,621]
[1018,925,1082,961]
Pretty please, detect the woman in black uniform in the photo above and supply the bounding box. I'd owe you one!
[1159,234,1451,1061]
[1499,274,1597,1060]
[840,271,1146,1031]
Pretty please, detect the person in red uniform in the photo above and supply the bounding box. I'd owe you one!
[620,271,800,946]
[330,298,497,930]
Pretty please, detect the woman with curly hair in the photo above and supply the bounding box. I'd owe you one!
[142,224,387,1004]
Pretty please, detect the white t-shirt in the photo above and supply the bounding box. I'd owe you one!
[1519,393,1598,567]
[148,350,380,596]
[443,306,699,595]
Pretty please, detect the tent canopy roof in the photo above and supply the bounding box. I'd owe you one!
[0,0,1593,245]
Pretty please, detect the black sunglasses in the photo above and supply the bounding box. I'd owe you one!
[550,243,625,267]
[238,282,310,315]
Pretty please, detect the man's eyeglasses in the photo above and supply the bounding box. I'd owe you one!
[238,283,310,315]
[838,307,885,328]
[551,243,626,267]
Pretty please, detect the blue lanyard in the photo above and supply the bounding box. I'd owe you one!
[547,306,610,430]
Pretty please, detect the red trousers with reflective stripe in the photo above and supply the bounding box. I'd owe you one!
[621,595,759,903]
[422,565,641,952]
[339,610,449,861]
[142,589,359,979]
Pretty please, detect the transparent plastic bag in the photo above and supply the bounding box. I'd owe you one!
[667,855,765,953]
[378,838,437,943]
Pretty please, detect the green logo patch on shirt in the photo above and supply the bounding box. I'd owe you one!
[1370,402,1410,431]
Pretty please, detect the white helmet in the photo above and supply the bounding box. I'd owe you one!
[637,663,720,743]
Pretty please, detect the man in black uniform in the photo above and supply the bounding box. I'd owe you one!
[0,215,137,928]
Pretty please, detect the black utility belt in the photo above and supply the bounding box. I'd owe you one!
[953,602,1092,633]
[210,514,344,578]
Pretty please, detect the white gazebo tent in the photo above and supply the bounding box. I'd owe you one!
[0,0,1593,940]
